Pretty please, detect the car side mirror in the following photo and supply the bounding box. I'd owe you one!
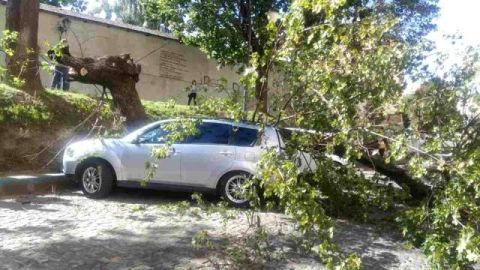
[132,135,142,144]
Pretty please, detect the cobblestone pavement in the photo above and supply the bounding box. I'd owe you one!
[0,188,428,270]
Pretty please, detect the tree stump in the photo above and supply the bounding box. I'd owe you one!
[57,53,147,130]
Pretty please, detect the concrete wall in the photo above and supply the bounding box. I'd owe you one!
[0,3,246,104]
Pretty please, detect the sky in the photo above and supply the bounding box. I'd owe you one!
[428,0,480,49]
[426,0,480,74]
[403,0,480,93]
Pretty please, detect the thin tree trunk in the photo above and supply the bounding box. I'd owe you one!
[255,65,268,113]
[5,0,44,95]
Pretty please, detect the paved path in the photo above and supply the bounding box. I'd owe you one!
[0,188,427,270]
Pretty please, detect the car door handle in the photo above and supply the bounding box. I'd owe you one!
[219,151,233,156]
[167,148,181,154]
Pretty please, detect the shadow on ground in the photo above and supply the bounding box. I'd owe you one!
[334,223,407,270]
[0,226,203,270]
[0,187,426,270]
[0,195,73,212]
[107,186,221,204]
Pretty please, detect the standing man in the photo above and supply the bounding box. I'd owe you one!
[48,39,71,90]
[187,80,198,105]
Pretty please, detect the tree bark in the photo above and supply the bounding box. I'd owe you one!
[334,139,431,202]
[57,53,147,130]
[357,156,431,202]
[5,0,44,95]
[255,65,268,113]
[238,0,269,113]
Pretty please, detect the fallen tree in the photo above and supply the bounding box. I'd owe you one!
[357,155,431,201]
[57,53,147,130]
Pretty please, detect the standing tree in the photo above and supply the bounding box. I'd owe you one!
[5,0,44,95]
[90,0,162,29]
[148,0,438,115]
[150,0,290,114]
[40,0,88,12]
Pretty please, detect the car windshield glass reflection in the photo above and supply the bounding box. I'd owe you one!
[138,126,168,144]
[186,122,231,144]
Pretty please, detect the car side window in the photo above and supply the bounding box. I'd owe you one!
[186,122,231,145]
[138,125,168,144]
[232,127,258,147]
[278,128,293,149]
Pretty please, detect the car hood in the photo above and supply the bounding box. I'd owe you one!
[69,137,122,147]
[66,137,128,156]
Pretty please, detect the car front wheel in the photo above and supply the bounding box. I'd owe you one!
[219,171,251,208]
[77,160,114,199]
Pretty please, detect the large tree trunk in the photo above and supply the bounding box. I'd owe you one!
[57,53,147,130]
[326,137,431,202]
[356,139,431,202]
[5,0,44,95]
[357,156,431,202]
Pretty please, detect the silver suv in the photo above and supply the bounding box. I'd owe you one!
[63,118,284,207]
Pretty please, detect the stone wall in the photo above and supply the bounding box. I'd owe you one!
[0,3,249,104]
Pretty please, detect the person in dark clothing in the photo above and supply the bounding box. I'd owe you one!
[51,65,70,90]
[188,80,198,105]
[48,39,71,91]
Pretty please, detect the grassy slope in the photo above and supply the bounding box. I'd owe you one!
[0,84,193,172]
[0,84,193,127]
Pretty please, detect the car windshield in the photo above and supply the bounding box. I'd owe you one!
[122,122,164,142]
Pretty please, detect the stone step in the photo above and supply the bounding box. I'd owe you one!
[0,173,75,197]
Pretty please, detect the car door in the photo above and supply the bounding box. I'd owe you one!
[180,121,235,187]
[120,124,182,183]
[231,125,262,164]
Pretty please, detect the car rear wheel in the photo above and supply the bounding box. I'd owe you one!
[77,160,114,199]
[219,171,251,208]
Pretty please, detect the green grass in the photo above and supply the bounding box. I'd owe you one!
[143,99,192,120]
[0,84,50,125]
[0,84,195,128]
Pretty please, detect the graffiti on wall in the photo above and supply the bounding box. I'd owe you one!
[202,75,242,92]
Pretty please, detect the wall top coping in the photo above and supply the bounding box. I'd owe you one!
[0,0,178,41]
